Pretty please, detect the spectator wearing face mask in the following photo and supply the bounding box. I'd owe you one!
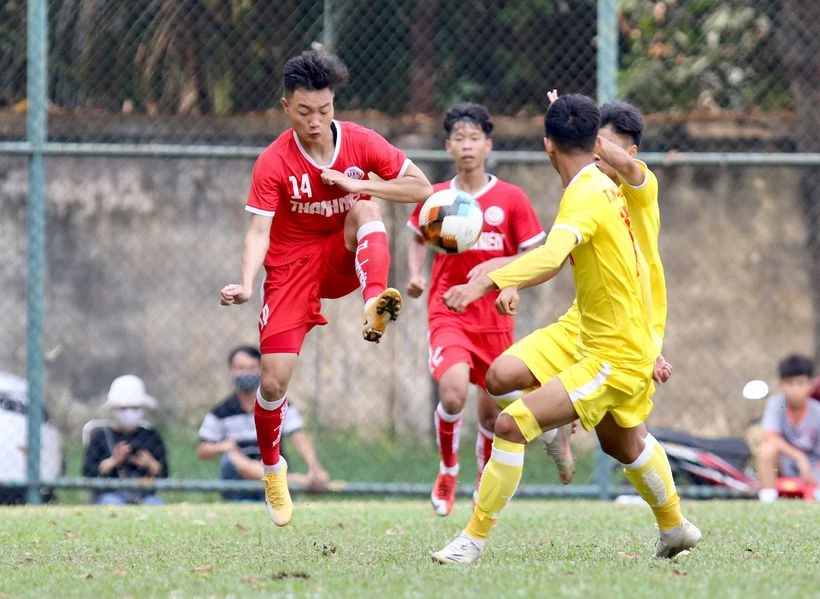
[197,346,331,500]
[82,375,168,505]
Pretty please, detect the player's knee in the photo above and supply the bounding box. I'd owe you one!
[485,363,514,397]
[493,413,526,444]
[479,412,498,434]
[438,382,467,414]
[601,436,641,464]
[351,199,382,222]
[259,373,287,402]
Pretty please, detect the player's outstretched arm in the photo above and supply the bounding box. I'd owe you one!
[596,136,644,186]
[443,275,496,313]
[321,162,434,203]
[488,227,577,291]
[466,243,542,283]
[220,214,271,306]
[406,234,428,298]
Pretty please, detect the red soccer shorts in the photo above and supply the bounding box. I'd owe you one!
[259,230,359,354]
[427,324,513,388]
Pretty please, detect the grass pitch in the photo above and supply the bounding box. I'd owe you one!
[1,499,818,598]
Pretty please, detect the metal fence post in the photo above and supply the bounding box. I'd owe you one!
[597,0,617,104]
[323,0,334,51]
[25,0,48,505]
[594,0,618,499]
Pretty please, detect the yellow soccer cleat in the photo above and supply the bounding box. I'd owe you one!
[362,288,402,343]
[262,458,293,527]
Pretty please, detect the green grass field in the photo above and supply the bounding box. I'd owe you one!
[1,499,818,598]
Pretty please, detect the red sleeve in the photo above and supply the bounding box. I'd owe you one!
[510,188,545,249]
[363,129,409,181]
[406,201,423,236]
[246,154,280,216]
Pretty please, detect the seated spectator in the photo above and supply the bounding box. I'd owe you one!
[197,346,330,500]
[757,354,820,503]
[82,375,168,505]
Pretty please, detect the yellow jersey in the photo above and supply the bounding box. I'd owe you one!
[491,163,654,368]
[619,160,666,354]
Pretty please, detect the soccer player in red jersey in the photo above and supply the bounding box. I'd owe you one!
[220,50,433,526]
[406,104,545,516]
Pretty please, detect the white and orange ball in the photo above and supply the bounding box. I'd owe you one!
[418,189,484,254]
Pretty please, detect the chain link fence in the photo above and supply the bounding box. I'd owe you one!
[1,1,817,151]
[1,0,819,503]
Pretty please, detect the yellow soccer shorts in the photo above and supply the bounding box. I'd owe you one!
[557,357,655,431]
[503,313,655,431]
[502,320,578,387]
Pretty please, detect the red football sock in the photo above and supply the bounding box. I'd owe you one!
[435,402,462,471]
[475,424,493,476]
[255,389,288,467]
[355,221,390,304]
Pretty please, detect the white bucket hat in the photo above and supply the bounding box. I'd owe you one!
[102,375,158,410]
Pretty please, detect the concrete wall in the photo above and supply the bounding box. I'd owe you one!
[0,155,814,439]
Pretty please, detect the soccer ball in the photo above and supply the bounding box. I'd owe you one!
[418,189,483,254]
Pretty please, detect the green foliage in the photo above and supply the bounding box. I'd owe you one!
[618,0,792,112]
[0,0,26,106]
[2,501,818,597]
[0,1,801,118]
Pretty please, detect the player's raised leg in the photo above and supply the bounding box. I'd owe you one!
[595,413,701,558]
[487,351,576,483]
[257,352,298,526]
[344,201,402,343]
[430,362,470,516]
[432,376,578,564]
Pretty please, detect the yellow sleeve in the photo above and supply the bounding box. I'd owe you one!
[650,263,667,354]
[488,228,578,289]
[635,244,653,338]
[619,161,658,209]
[552,183,600,244]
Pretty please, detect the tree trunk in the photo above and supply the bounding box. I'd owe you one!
[408,0,439,114]
[181,0,212,114]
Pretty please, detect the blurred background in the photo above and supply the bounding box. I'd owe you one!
[1,0,818,502]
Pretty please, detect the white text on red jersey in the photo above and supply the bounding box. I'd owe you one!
[471,231,505,251]
[289,193,363,217]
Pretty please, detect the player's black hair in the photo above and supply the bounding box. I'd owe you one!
[283,50,349,95]
[544,94,600,153]
[228,345,261,367]
[600,101,645,147]
[778,354,815,379]
[443,103,494,137]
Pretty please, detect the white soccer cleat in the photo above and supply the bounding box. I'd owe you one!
[654,519,702,559]
[431,532,485,565]
[543,423,575,484]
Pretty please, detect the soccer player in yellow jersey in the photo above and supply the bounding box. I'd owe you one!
[431,94,700,564]
[483,96,673,482]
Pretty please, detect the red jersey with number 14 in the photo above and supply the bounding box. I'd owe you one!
[407,176,545,333]
[246,120,410,266]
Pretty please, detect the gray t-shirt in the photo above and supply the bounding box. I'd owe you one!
[761,393,820,463]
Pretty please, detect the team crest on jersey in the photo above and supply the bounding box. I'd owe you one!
[484,206,505,227]
[344,166,365,180]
